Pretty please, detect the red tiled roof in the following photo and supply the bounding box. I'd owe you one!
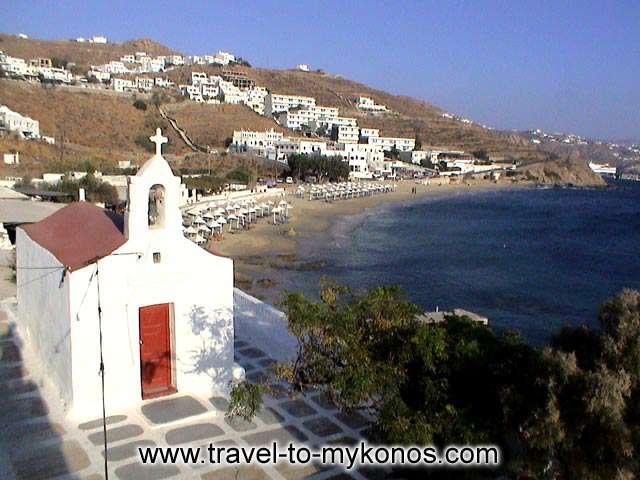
[21,202,126,271]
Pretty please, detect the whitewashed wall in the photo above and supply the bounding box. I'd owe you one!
[15,229,73,408]
[66,237,234,420]
[233,288,297,362]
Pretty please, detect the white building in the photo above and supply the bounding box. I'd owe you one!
[96,61,131,75]
[356,96,388,112]
[0,105,40,138]
[213,51,236,65]
[154,77,174,89]
[399,150,432,165]
[297,64,310,72]
[332,124,359,143]
[277,110,317,130]
[16,129,235,420]
[277,105,340,130]
[111,78,135,92]
[219,80,246,104]
[3,152,19,165]
[88,70,111,82]
[265,93,316,117]
[136,77,155,91]
[359,128,380,140]
[139,56,165,73]
[0,54,31,77]
[191,72,209,86]
[38,67,72,84]
[232,129,285,150]
[166,55,185,66]
[368,136,416,152]
[244,86,268,115]
[90,35,107,44]
[179,84,204,102]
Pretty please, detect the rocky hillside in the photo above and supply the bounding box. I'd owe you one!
[516,156,606,188]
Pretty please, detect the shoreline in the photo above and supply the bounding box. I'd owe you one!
[210,178,531,304]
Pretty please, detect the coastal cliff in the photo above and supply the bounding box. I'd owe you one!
[516,156,607,187]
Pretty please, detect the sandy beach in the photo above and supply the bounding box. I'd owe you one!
[210,178,525,304]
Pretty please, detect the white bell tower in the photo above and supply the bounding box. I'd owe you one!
[124,128,183,247]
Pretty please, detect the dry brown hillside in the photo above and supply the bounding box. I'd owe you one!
[0,79,192,171]
[163,102,294,147]
[0,34,179,70]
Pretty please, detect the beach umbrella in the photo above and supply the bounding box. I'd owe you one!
[216,216,227,225]
[272,207,281,224]
[226,213,238,231]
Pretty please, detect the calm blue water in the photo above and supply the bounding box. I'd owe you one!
[298,181,640,344]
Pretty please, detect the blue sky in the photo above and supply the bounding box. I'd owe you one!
[2,0,638,142]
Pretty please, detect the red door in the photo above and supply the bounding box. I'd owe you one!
[139,304,174,399]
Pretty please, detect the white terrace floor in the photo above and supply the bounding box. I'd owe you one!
[0,307,385,480]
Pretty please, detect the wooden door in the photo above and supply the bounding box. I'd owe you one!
[139,304,174,399]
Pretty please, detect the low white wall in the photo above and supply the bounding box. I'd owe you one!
[233,288,297,362]
[183,188,287,210]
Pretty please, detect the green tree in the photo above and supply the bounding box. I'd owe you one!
[273,284,640,478]
[286,154,349,182]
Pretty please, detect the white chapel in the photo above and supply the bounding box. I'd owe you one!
[16,129,235,419]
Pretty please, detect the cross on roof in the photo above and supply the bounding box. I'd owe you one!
[149,128,167,157]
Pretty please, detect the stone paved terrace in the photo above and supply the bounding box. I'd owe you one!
[0,307,384,480]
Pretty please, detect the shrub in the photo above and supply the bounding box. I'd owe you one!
[133,99,147,111]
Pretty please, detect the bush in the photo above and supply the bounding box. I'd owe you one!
[133,99,147,111]
[135,134,154,152]
[227,381,263,421]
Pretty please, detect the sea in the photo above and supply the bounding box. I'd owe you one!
[292,180,640,344]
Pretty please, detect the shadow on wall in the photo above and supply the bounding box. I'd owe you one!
[0,309,91,478]
[185,305,233,389]
[233,288,297,362]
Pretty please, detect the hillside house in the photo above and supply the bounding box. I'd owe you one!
[29,57,52,68]
[0,106,40,139]
[368,135,416,152]
[356,96,388,112]
[332,124,360,144]
[112,78,135,93]
[265,93,316,117]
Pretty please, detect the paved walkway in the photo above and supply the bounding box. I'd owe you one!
[0,309,382,479]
